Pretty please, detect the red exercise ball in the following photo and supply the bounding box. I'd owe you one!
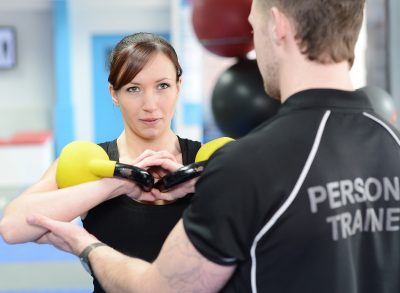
[192,0,254,58]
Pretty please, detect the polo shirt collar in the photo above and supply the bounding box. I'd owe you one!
[278,88,373,115]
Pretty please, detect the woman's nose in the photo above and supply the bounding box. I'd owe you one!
[142,91,158,111]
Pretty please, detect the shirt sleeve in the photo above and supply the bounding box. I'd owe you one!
[182,142,262,266]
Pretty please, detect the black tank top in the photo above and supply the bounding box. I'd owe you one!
[82,136,201,293]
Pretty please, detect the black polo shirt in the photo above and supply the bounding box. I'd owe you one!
[183,89,400,293]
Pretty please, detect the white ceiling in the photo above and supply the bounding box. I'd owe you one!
[0,0,170,12]
[0,0,52,11]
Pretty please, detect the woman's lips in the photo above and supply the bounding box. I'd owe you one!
[140,118,160,125]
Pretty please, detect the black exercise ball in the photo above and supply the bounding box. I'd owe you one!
[357,86,398,126]
[211,59,280,138]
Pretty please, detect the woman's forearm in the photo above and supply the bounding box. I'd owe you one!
[0,178,124,244]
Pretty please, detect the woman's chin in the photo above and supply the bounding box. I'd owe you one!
[140,129,162,140]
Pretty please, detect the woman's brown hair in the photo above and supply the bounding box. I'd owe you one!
[108,33,183,90]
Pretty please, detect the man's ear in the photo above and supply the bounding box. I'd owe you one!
[109,84,119,106]
[270,7,289,46]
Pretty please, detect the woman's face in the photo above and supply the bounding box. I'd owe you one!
[110,52,180,140]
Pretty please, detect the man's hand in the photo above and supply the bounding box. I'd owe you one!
[27,215,236,293]
[27,214,98,256]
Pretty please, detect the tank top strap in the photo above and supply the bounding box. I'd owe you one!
[98,139,119,161]
[177,136,202,165]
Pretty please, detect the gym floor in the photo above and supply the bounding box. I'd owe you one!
[0,187,92,293]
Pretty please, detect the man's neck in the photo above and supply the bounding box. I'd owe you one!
[280,60,354,103]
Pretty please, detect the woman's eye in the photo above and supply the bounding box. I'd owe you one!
[127,86,140,93]
[159,83,170,90]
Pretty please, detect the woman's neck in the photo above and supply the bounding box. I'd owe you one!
[117,130,181,163]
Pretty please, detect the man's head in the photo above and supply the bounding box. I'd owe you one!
[249,0,365,98]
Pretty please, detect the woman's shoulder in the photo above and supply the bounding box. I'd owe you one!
[177,136,201,151]
[177,136,202,164]
[98,139,119,160]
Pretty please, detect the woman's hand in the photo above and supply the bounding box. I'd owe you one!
[105,177,159,202]
[151,177,198,201]
[134,151,197,201]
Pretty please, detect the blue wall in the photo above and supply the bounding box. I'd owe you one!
[53,0,75,155]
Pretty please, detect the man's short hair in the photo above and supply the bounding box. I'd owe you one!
[261,0,365,65]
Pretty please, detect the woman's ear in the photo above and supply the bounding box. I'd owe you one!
[177,78,182,94]
[109,84,119,106]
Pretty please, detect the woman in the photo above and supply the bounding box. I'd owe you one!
[0,32,201,292]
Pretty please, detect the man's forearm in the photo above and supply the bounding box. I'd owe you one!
[88,221,235,293]
[26,214,235,293]
[90,245,155,293]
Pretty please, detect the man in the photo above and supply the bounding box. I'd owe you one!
[22,0,400,292]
